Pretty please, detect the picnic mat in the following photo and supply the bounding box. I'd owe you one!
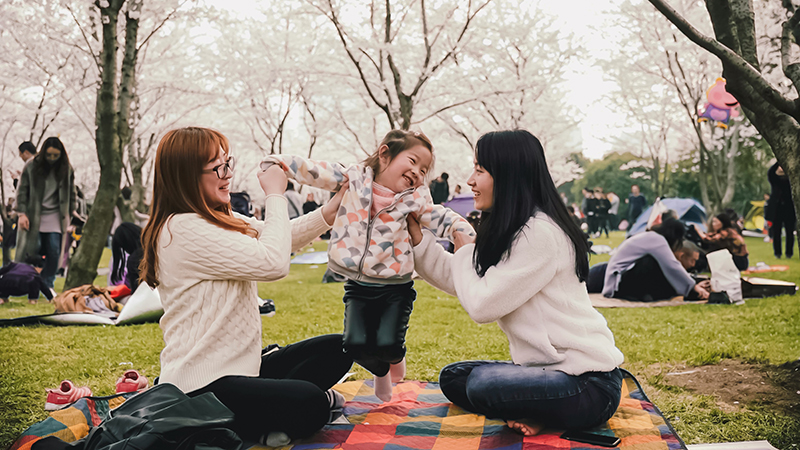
[589,293,705,308]
[12,370,686,450]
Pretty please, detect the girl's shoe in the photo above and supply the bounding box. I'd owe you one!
[45,380,93,411]
[115,370,149,393]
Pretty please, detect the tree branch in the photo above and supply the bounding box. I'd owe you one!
[65,3,101,71]
[647,0,797,116]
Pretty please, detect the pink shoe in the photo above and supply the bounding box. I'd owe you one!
[115,370,149,394]
[45,380,92,411]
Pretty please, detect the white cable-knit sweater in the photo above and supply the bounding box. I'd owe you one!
[413,213,624,375]
[156,195,332,393]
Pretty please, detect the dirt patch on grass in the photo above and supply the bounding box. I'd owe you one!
[656,359,800,414]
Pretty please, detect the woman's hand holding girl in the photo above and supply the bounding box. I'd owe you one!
[322,178,349,225]
[258,165,288,196]
[453,231,475,251]
[407,213,474,250]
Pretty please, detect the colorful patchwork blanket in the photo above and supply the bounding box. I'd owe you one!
[12,370,685,450]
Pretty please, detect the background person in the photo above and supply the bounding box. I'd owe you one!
[284,181,304,219]
[140,127,353,446]
[626,184,647,225]
[0,255,54,305]
[15,137,76,289]
[766,163,795,258]
[408,130,624,436]
[429,172,450,204]
[602,218,709,301]
[693,213,749,271]
[607,191,620,230]
[110,223,143,292]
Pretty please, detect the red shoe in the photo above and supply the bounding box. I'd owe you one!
[115,370,149,394]
[45,380,92,411]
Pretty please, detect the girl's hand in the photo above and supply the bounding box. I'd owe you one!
[407,213,423,246]
[258,165,288,196]
[321,177,349,225]
[18,213,29,231]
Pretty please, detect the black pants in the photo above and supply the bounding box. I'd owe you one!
[614,255,679,301]
[586,263,607,294]
[771,209,796,257]
[188,334,353,441]
[342,280,415,377]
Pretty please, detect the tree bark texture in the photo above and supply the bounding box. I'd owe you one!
[648,0,800,227]
[64,0,139,289]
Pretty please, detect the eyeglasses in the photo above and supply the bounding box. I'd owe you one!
[204,156,235,179]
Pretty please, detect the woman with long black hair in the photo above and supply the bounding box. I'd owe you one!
[15,137,76,290]
[408,130,624,435]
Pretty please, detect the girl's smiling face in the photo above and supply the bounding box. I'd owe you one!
[374,144,432,193]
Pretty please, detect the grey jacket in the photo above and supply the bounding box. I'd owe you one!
[603,231,695,298]
[14,160,76,267]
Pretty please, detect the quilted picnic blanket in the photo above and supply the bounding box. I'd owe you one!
[12,370,686,450]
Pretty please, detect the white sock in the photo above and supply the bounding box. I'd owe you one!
[374,373,393,402]
[264,431,291,447]
[390,358,406,383]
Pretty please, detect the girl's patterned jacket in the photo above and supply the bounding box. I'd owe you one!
[262,155,475,284]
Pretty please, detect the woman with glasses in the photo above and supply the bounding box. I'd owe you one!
[15,136,76,294]
[140,127,352,446]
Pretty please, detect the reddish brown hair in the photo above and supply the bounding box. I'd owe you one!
[363,129,434,176]
[140,127,257,288]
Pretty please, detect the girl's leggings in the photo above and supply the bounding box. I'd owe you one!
[342,280,415,377]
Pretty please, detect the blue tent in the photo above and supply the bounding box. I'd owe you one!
[626,198,707,237]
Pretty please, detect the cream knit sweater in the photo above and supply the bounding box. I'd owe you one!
[413,213,624,375]
[156,195,332,393]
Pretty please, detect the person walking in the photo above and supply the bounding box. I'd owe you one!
[408,130,624,436]
[15,137,76,290]
[766,163,796,258]
[140,127,353,446]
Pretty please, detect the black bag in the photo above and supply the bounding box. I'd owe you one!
[707,291,731,304]
[33,383,242,450]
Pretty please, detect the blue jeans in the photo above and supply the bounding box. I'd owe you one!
[39,232,62,289]
[439,361,622,430]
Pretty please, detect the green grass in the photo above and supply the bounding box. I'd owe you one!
[1,235,799,448]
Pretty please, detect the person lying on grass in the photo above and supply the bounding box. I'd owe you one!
[140,127,353,447]
[408,129,625,436]
[0,255,53,305]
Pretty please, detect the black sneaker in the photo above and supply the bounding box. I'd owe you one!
[259,299,276,317]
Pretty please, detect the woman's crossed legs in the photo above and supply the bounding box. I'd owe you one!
[439,361,622,435]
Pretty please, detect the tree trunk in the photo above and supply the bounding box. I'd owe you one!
[64,0,139,289]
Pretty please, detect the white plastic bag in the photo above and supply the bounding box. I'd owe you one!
[707,250,743,304]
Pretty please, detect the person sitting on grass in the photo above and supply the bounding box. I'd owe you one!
[408,129,625,436]
[603,218,710,301]
[0,255,54,305]
[140,127,353,447]
[692,213,749,271]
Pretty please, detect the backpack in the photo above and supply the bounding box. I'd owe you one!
[230,192,252,217]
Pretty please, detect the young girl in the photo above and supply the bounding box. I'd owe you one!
[261,130,475,402]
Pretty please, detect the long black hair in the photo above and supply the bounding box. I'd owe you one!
[111,223,143,285]
[34,136,71,181]
[650,218,686,251]
[472,130,590,281]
